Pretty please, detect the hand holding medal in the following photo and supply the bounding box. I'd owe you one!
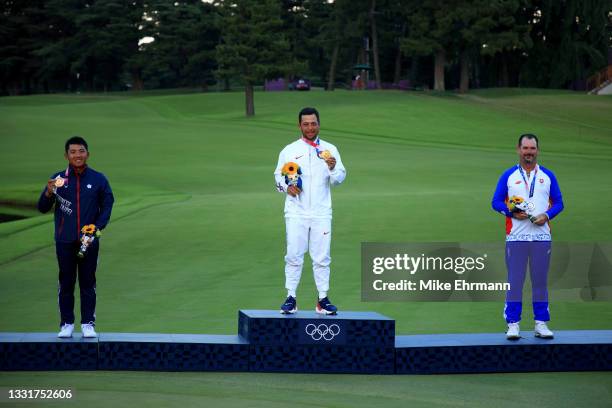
[319,150,331,160]
[46,175,65,197]
[318,150,336,170]
[53,175,65,193]
[508,195,537,223]
[47,169,69,197]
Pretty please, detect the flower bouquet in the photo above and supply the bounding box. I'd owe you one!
[78,224,101,258]
[281,162,302,190]
[507,195,536,222]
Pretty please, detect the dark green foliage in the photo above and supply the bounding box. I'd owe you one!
[215,0,291,115]
[0,0,52,94]
[0,0,609,95]
[520,0,611,88]
[134,0,219,90]
[216,0,289,84]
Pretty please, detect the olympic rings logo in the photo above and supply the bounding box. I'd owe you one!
[305,323,341,341]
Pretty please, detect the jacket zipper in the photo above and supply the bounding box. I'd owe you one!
[308,146,312,209]
[76,172,81,237]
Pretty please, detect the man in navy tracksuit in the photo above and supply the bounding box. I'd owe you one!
[38,136,114,338]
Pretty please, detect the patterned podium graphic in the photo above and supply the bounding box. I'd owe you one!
[0,333,97,370]
[97,334,249,371]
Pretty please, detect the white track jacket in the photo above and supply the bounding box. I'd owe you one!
[274,138,346,219]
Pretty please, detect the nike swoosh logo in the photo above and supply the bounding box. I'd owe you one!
[323,231,330,235]
[295,155,303,159]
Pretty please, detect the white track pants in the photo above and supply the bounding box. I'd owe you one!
[284,217,332,293]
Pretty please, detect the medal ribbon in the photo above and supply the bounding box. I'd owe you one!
[301,136,321,156]
[517,164,537,198]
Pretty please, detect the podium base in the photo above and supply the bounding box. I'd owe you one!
[1,312,610,374]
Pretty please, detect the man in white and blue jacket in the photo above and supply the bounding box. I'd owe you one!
[492,134,564,340]
[38,136,114,338]
[274,107,346,315]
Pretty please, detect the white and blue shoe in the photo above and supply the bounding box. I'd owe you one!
[316,297,338,315]
[280,296,297,314]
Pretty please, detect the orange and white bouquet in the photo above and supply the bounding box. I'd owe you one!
[78,224,101,258]
[507,195,536,222]
[281,162,302,190]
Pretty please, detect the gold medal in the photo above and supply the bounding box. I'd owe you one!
[319,150,332,160]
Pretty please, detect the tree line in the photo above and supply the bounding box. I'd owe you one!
[1,1,610,106]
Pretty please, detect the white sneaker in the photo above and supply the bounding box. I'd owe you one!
[534,321,554,338]
[506,322,520,340]
[57,323,74,338]
[81,323,97,338]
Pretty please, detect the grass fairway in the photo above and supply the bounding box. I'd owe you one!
[1,89,611,406]
[1,371,611,408]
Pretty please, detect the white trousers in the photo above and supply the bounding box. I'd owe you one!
[284,217,332,293]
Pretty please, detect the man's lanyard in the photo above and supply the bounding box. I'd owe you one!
[518,164,537,198]
[61,166,70,186]
[301,136,321,156]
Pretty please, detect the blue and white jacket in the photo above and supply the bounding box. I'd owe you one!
[492,164,564,241]
[38,166,114,243]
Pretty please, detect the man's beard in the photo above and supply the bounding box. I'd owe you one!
[523,155,536,163]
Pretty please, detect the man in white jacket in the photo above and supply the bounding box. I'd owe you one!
[274,107,346,315]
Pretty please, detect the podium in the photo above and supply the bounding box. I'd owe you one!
[2,312,611,374]
[395,330,612,374]
[239,310,395,373]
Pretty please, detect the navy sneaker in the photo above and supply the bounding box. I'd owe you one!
[280,296,297,314]
[316,297,338,315]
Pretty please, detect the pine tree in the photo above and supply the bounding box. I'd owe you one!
[216,0,290,116]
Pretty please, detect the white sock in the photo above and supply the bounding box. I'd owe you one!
[287,290,296,298]
[318,292,327,300]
